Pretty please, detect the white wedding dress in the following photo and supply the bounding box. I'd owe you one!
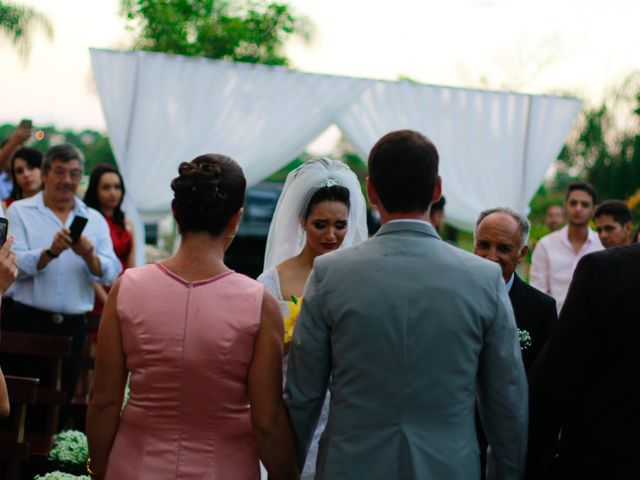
[257,267,330,480]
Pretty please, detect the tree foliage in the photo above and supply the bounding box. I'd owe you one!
[0,123,116,174]
[120,0,308,66]
[555,73,640,204]
[0,1,53,59]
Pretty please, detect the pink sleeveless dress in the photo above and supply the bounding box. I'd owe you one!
[105,263,263,479]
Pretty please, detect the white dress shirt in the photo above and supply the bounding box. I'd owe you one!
[7,192,122,314]
[530,225,603,313]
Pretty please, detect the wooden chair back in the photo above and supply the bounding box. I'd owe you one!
[0,375,39,479]
[0,331,73,455]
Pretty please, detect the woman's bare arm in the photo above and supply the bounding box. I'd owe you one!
[248,290,299,480]
[86,278,128,477]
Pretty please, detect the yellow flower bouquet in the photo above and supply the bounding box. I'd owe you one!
[283,295,302,344]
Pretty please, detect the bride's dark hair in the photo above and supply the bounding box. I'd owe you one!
[304,185,350,219]
[171,154,246,236]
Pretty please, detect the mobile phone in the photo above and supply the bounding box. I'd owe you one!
[19,119,32,129]
[69,216,88,243]
[0,218,8,246]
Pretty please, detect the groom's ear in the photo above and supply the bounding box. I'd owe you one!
[431,176,442,204]
[366,177,379,207]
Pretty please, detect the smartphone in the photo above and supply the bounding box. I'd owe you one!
[19,119,32,129]
[69,216,88,243]
[0,218,8,246]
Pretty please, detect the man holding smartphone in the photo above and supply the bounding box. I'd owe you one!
[3,143,121,427]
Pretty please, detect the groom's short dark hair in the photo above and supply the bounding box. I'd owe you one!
[368,130,439,214]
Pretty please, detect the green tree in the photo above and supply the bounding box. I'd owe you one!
[555,75,640,203]
[0,1,53,59]
[120,0,309,66]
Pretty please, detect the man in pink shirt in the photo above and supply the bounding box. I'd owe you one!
[530,182,603,313]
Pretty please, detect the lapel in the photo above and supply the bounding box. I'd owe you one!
[508,273,526,303]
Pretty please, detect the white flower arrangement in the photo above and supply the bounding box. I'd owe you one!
[48,430,89,465]
[518,329,532,351]
[34,473,89,480]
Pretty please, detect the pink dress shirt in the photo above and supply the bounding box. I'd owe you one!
[530,225,603,313]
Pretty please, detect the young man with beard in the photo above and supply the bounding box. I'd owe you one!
[530,183,603,313]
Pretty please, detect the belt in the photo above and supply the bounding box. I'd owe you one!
[11,301,86,325]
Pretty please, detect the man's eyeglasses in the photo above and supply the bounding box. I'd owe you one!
[50,168,82,181]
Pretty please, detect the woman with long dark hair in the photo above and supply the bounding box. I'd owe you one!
[3,147,43,210]
[84,164,135,311]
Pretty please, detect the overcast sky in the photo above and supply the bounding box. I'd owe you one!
[1,0,639,131]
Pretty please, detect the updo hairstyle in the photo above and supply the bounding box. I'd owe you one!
[171,154,246,236]
[303,184,351,220]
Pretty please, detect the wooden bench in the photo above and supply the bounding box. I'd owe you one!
[0,375,39,479]
[0,331,73,456]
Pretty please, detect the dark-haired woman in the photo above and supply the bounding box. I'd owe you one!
[257,158,368,479]
[3,147,43,210]
[84,164,135,312]
[87,154,298,480]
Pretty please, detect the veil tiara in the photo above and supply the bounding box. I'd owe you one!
[322,177,341,188]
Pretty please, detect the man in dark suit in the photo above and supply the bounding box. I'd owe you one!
[527,244,640,479]
[474,207,556,370]
[472,207,557,479]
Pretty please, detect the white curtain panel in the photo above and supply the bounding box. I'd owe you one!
[91,49,369,212]
[337,81,581,230]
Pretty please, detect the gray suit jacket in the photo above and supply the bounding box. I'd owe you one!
[285,221,528,480]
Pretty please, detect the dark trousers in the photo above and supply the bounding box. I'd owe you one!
[0,300,87,430]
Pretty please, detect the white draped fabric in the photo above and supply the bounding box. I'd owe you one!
[337,82,581,230]
[90,48,581,260]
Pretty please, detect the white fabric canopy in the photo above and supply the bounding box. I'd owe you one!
[90,48,581,258]
[337,81,581,229]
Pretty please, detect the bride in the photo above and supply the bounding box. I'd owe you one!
[258,157,368,479]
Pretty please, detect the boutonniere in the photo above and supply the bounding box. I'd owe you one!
[518,329,532,351]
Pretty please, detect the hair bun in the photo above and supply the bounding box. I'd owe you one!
[171,154,246,237]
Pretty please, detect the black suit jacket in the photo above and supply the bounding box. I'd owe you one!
[508,274,556,371]
[527,244,640,479]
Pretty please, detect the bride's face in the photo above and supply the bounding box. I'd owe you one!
[303,200,349,256]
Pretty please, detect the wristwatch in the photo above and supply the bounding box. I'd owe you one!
[45,248,59,258]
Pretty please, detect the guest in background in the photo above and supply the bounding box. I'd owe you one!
[0,237,18,419]
[530,183,603,312]
[87,154,298,480]
[4,144,121,422]
[473,207,556,479]
[474,207,556,371]
[543,204,564,232]
[429,195,446,232]
[594,200,633,249]
[633,224,640,243]
[3,147,43,210]
[527,243,640,479]
[84,164,135,327]
[0,122,32,199]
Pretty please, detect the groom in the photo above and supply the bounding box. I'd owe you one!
[285,130,528,480]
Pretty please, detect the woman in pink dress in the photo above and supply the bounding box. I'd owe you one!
[86,154,298,480]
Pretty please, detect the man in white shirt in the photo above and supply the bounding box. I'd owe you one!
[530,182,603,313]
[3,144,121,423]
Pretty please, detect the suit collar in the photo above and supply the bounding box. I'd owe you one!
[374,220,441,240]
